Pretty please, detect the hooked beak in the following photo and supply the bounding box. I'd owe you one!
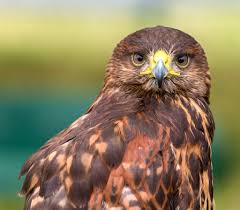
[152,59,168,87]
[140,50,180,87]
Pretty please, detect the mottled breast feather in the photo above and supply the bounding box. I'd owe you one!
[19,92,214,210]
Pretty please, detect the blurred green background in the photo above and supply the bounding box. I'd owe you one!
[0,0,239,209]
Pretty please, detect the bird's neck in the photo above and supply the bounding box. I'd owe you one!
[88,86,209,116]
[85,86,213,143]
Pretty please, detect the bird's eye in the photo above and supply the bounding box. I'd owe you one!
[175,54,189,68]
[131,53,145,66]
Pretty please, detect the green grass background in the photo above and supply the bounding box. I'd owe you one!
[0,6,239,210]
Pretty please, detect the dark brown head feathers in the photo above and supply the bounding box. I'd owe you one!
[105,26,211,102]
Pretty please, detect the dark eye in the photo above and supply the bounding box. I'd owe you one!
[175,54,189,68]
[131,53,145,66]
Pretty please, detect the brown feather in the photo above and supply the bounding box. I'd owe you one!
[19,26,215,210]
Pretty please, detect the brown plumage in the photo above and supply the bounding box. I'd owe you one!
[19,26,215,210]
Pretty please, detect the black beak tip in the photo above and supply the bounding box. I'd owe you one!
[157,77,165,88]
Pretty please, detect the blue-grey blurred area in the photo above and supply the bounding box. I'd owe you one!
[0,0,239,209]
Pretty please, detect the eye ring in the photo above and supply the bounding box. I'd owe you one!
[131,53,146,66]
[175,54,189,68]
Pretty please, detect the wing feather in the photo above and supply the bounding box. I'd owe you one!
[20,96,214,210]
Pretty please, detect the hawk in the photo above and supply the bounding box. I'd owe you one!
[19,26,215,210]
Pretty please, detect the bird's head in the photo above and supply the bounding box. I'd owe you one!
[105,26,211,100]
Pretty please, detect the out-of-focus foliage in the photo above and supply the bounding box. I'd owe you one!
[0,5,239,210]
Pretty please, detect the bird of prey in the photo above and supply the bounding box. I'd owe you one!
[19,26,215,210]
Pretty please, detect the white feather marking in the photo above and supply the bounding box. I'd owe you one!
[31,196,44,208]
[58,198,67,208]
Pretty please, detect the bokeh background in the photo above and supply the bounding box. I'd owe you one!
[0,0,239,209]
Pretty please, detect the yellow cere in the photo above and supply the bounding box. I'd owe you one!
[140,50,180,77]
